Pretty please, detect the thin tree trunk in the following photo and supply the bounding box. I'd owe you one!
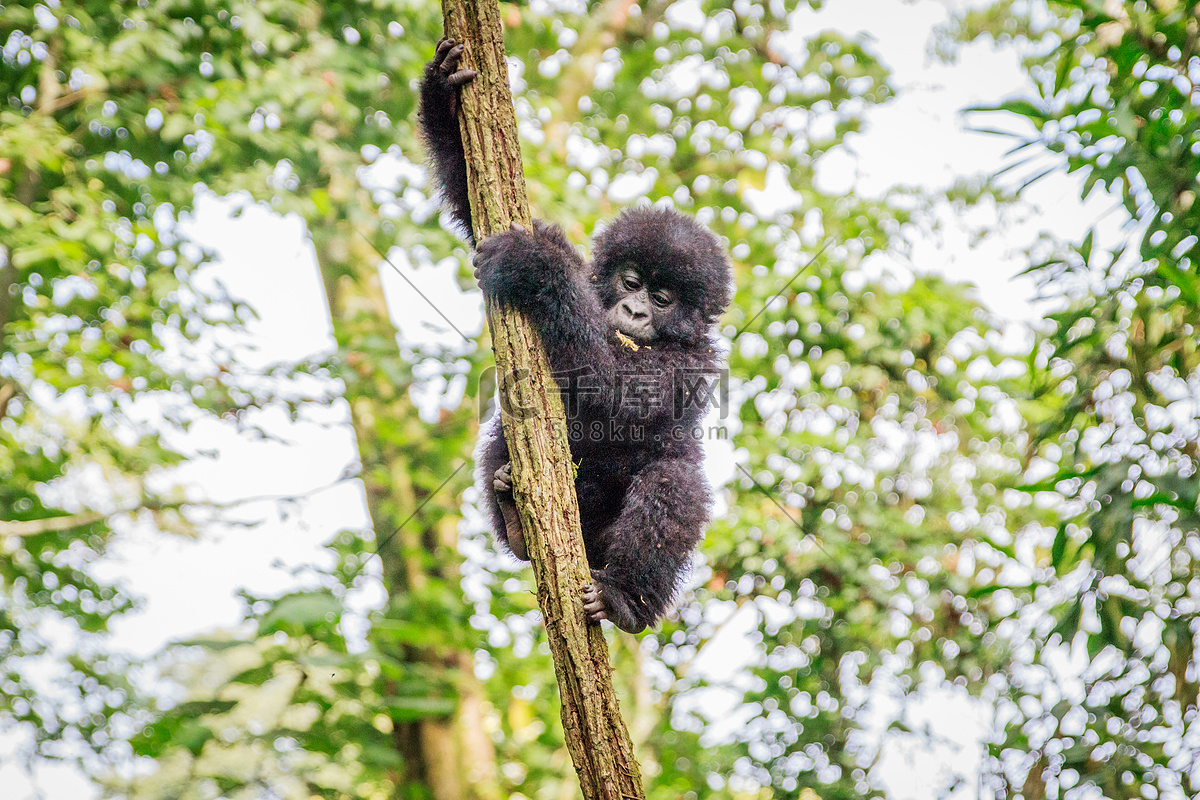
[313,225,500,800]
[438,1,646,798]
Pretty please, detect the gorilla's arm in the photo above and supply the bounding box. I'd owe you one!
[473,223,616,382]
[584,457,710,633]
[421,41,617,386]
[418,38,477,243]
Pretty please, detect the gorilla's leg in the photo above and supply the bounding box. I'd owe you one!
[583,457,709,633]
[493,462,528,561]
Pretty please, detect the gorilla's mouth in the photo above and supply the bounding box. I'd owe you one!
[607,306,656,343]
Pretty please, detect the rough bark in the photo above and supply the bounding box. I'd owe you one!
[438,1,646,798]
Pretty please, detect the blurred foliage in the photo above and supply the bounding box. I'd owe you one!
[946,0,1200,796]
[0,0,1030,798]
[0,0,339,780]
[11,1,1196,800]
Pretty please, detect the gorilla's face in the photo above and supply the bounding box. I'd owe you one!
[606,267,675,343]
[592,206,732,346]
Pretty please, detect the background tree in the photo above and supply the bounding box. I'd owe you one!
[0,0,330,786]
[943,0,1200,796]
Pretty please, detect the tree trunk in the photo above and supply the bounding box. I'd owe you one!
[313,224,500,800]
[438,2,646,798]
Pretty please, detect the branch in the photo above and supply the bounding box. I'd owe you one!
[438,1,646,797]
[0,510,107,538]
[0,481,351,539]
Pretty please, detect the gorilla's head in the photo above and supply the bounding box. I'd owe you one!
[591,206,732,343]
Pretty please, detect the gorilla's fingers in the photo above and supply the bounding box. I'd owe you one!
[504,507,528,561]
[442,43,466,73]
[434,37,455,65]
[582,584,608,622]
[448,69,476,87]
[494,462,513,493]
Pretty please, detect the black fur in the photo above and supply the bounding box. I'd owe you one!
[418,38,477,244]
[419,38,732,634]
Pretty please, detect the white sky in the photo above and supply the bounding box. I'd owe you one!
[6,1,1123,797]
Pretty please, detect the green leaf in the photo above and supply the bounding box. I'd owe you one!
[259,591,341,634]
[1051,598,1084,643]
[130,701,235,757]
[966,99,1048,122]
[1053,48,1074,96]
[1050,524,1069,571]
[384,696,457,722]
[228,663,275,686]
[1079,229,1093,266]
[173,638,246,651]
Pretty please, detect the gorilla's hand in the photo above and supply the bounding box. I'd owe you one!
[473,223,533,297]
[530,219,580,263]
[423,37,476,116]
[474,221,579,308]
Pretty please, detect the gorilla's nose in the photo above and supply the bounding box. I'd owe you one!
[621,301,648,320]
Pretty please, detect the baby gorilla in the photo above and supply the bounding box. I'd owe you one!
[419,38,732,633]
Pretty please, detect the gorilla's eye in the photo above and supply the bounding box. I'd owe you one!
[651,290,673,308]
[621,271,642,292]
